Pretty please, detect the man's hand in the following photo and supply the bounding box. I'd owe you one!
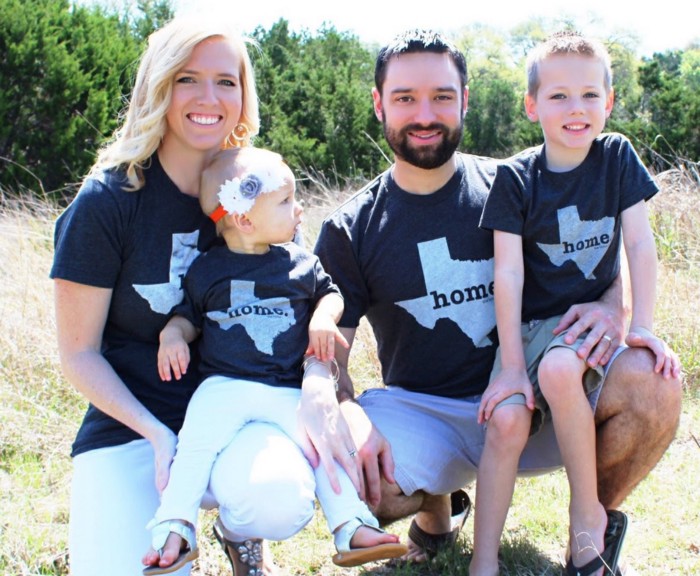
[553,300,625,368]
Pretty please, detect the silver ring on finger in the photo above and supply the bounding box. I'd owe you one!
[602,334,613,343]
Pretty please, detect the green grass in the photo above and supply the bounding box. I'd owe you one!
[1,167,698,575]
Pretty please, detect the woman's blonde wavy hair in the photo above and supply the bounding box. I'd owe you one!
[90,16,260,190]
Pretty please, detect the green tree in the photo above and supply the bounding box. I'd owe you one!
[3,3,696,198]
[0,0,165,197]
[455,25,539,158]
[606,39,643,122]
[637,49,700,167]
[130,0,173,42]
[250,21,384,183]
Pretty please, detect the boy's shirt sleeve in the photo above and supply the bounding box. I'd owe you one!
[479,159,528,236]
[615,134,660,211]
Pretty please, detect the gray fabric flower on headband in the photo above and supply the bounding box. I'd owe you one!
[239,174,263,199]
[218,165,286,215]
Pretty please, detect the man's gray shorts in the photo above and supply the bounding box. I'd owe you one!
[358,346,624,497]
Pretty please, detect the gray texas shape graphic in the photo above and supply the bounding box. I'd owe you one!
[537,206,615,280]
[396,238,495,348]
[207,279,295,355]
[134,230,201,314]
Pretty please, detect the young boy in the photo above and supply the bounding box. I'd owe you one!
[142,147,407,574]
[474,31,680,576]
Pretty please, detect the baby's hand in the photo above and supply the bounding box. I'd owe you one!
[478,367,534,424]
[158,331,190,382]
[626,326,681,379]
[306,312,348,362]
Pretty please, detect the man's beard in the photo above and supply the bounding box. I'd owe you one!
[382,119,464,170]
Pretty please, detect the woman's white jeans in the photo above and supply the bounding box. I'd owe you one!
[69,377,369,576]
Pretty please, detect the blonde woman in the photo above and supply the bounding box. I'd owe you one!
[52,16,357,576]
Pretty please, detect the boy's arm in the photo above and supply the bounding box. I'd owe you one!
[493,231,526,370]
[307,292,348,361]
[621,201,656,330]
[480,231,535,421]
[621,201,681,378]
[158,315,199,382]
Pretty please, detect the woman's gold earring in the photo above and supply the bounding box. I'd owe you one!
[232,123,249,142]
[224,123,249,149]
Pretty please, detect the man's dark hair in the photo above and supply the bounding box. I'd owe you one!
[374,29,468,95]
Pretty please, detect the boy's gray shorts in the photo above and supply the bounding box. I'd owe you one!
[489,315,606,435]
[358,344,624,497]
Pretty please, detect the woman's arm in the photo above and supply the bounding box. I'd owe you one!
[54,278,177,491]
[335,327,395,507]
[299,326,395,507]
[299,355,361,496]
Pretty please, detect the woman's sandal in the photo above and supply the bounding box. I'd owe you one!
[143,519,199,575]
[332,516,408,568]
[213,517,264,576]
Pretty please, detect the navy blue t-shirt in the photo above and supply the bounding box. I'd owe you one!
[174,242,339,387]
[51,154,217,456]
[315,153,498,398]
[480,133,659,321]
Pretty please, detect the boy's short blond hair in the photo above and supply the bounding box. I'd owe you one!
[526,31,613,97]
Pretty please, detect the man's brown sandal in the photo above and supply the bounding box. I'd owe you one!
[407,489,472,559]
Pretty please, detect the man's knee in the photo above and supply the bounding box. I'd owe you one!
[594,347,682,506]
[600,346,682,427]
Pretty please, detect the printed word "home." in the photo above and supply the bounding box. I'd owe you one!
[431,282,495,309]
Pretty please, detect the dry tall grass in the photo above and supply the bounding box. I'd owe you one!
[0,167,698,574]
[0,196,79,574]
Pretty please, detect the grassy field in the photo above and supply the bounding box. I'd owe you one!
[1,163,698,575]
